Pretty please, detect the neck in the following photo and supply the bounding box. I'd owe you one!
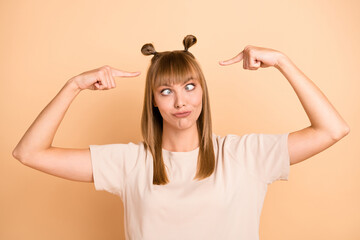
[162,123,199,152]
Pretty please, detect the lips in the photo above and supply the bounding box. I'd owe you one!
[173,111,191,117]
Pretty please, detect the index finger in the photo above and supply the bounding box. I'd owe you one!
[219,51,244,66]
[110,67,141,77]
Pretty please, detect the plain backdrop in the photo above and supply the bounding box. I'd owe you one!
[1,0,359,239]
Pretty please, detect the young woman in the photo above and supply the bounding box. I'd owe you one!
[13,35,349,240]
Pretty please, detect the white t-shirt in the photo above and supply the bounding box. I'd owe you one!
[89,132,290,240]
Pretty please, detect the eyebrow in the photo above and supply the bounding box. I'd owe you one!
[158,77,195,87]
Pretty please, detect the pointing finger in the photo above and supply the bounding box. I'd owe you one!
[119,71,142,77]
[110,67,141,77]
[219,51,244,66]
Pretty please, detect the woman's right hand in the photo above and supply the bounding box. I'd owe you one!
[71,65,141,91]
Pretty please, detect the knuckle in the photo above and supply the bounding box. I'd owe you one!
[98,69,106,76]
[249,49,256,55]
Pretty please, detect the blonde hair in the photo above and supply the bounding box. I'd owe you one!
[141,35,215,185]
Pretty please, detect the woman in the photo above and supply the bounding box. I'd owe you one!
[13,35,350,240]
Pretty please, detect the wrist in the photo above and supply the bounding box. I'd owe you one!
[66,77,82,94]
[274,52,290,71]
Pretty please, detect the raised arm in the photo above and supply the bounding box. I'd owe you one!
[12,65,141,182]
[219,45,350,165]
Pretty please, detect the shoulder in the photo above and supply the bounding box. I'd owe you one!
[213,132,285,142]
[89,140,146,156]
[211,133,247,155]
[212,132,287,152]
[212,132,250,145]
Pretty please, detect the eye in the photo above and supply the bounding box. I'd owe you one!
[160,83,196,96]
[161,89,171,95]
[185,83,195,90]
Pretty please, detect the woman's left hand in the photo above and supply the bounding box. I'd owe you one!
[219,45,284,70]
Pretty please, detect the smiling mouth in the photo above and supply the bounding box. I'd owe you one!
[173,111,191,118]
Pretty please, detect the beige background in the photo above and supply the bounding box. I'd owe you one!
[1,0,359,239]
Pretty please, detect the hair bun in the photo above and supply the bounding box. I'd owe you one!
[183,35,197,51]
[141,43,157,56]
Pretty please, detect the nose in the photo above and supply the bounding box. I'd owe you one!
[174,92,186,109]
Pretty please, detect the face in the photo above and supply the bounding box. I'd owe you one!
[153,78,203,131]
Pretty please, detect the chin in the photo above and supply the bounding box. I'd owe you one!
[165,120,195,130]
[177,121,197,130]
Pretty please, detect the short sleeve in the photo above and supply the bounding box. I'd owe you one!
[229,133,290,184]
[89,142,140,197]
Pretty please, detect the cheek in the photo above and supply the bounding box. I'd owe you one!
[155,97,172,113]
[192,89,203,106]
[193,97,202,108]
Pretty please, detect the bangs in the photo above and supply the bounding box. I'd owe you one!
[152,52,200,89]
